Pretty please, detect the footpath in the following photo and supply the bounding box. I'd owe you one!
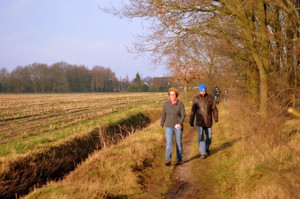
[164,104,238,199]
[165,127,200,198]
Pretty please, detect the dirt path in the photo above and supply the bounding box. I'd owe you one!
[164,128,201,199]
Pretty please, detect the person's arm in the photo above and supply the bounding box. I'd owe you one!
[178,102,186,125]
[160,103,166,127]
[189,98,197,126]
[212,98,218,122]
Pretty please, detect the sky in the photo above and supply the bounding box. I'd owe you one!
[0,0,167,80]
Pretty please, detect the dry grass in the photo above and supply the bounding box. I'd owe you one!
[201,92,300,198]
[23,120,169,199]
[187,88,299,198]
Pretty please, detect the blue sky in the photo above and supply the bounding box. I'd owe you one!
[0,0,167,79]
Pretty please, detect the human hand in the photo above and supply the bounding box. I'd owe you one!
[175,124,182,129]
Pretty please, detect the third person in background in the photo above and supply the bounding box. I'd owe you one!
[190,84,218,159]
[213,86,221,104]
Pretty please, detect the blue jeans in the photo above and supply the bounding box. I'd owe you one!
[165,127,183,161]
[196,126,212,155]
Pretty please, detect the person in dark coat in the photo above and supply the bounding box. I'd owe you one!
[161,87,186,166]
[190,84,218,159]
[213,86,221,104]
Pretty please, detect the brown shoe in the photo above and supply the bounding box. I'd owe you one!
[175,160,182,166]
[200,154,206,159]
[206,149,210,156]
[165,160,171,166]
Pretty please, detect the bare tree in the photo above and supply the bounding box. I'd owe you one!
[0,68,9,92]
[49,62,70,93]
[101,0,300,118]
[28,63,48,93]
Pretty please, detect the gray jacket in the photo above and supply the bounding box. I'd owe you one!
[161,100,185,128]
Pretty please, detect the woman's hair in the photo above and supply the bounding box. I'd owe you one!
[168,87,179,97]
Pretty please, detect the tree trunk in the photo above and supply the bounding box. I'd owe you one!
[252,53,269,119]
[184,81,189,104]
[248,67,259,103]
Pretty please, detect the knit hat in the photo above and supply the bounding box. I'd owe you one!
[199,84,207,91]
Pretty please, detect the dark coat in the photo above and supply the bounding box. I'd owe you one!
[189,94,218,127]
[213,88,221,96]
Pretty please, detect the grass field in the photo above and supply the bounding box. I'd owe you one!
[0,93,166,157]
[0,93,167,198]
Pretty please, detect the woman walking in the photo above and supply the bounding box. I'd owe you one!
[161,87,186,166]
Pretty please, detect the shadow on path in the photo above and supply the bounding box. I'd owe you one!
[182,136,241,165]
[211,137,241,154]
[165,128,241,199]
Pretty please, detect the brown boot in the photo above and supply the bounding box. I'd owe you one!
[165,160,171,166]
[175,160,182,166]
[206,149,210,156]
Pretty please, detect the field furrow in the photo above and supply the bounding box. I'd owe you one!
[0,93,166,151]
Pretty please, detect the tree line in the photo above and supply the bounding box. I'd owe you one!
[103,0,300,118]
[0,62,172,93]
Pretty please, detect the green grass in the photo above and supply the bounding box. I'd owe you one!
[0,134,7,139]
[0,105,157,159]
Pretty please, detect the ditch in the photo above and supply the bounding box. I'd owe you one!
[0,110,160,199]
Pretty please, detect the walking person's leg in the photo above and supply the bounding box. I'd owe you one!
[196,126,206,158]
[204,127,212,155]
[174,127,183,164]
[165,127,173,166]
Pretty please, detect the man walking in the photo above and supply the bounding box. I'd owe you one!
[213,86,221,104]
[190,84,218,159]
